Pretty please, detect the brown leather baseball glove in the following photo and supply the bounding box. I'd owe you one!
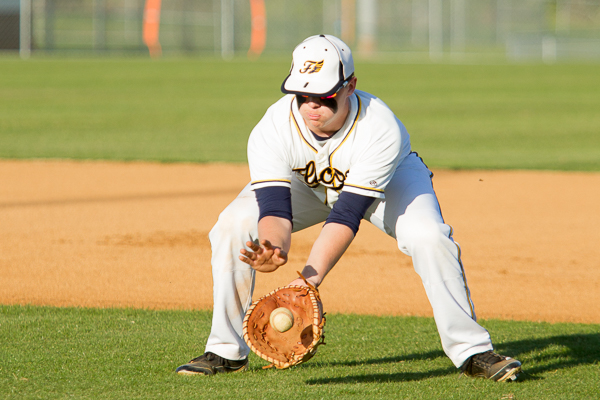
[242,272,326,369]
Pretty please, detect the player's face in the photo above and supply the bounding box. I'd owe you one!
[297,77,357,138]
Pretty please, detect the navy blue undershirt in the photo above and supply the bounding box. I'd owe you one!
[255,187,375,235]
[311,131,330,141]
[255,186,292,223]
[326,191,375,234]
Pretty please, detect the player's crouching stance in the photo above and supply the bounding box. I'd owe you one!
[176,35,522,382]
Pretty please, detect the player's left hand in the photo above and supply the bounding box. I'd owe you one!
[289,276,318,288]
[239,239,288,272]
[288,266,321,288]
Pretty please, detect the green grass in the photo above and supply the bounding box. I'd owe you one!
[0,56,285,163]
[358,63,600,171]
[1,56,600,170]
[2,57,600,398]
[1,305,599,399]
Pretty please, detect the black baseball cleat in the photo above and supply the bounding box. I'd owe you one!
[176,352,248,376]
[461,350,522,382]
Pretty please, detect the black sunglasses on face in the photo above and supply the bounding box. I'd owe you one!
[297,79,351,101]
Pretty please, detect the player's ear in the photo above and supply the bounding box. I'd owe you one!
[346,76,357,95]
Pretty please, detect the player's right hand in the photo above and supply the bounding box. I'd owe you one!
[239,239,288,272]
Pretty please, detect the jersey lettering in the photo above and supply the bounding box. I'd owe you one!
[293,161,347,190]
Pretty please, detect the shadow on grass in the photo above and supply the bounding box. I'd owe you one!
[305,332,600,385]
[497,332,600,381]
[308,350,447,369]
[306,367,456,385]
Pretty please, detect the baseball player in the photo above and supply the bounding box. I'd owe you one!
[176,34,522,381]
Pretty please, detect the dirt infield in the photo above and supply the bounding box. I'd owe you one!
[1,160,599,324]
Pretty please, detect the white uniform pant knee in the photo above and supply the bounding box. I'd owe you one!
[366,153,493,367]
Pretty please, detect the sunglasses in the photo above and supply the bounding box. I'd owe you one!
[297,79,350,101]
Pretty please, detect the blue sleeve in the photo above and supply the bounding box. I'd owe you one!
[325,191,375,235]
[254,186,293,223]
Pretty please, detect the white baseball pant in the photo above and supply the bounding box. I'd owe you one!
[204,152,493,367]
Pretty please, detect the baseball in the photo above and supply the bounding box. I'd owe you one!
[270,307,294,333]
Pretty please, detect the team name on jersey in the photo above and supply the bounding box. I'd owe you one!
[293,161,349,190]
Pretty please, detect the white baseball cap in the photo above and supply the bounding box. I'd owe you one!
[281,35,354,97]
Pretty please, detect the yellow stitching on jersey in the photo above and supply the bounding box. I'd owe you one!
[344,183,384,193]
[290,101,318,154]
[251,179,291,185]
[329,94,361,164]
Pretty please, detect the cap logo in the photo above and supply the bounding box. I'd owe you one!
[299,60,324,74]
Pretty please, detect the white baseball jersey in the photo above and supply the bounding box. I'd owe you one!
[247,90,412,207]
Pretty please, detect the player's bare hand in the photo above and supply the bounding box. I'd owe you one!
[239,239,288,272]
[289,277,310,287]
[289,276,320,289]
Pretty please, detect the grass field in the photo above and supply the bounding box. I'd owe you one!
[1,306,599,400]
[1,56,600,170]
[2,56,600,399]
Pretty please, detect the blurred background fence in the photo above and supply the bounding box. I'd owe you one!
[1,0,599,62]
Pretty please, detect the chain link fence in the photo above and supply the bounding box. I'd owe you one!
[1,0,600,61]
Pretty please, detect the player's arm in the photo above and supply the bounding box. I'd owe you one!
[239,186,292,272]
[291,191,375,287]
[294,222,354,287]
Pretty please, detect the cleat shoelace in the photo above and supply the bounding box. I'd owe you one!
[472,351,505,368]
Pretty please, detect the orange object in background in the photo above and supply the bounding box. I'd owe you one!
[248,0,267,60]
[143,0,162,58]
